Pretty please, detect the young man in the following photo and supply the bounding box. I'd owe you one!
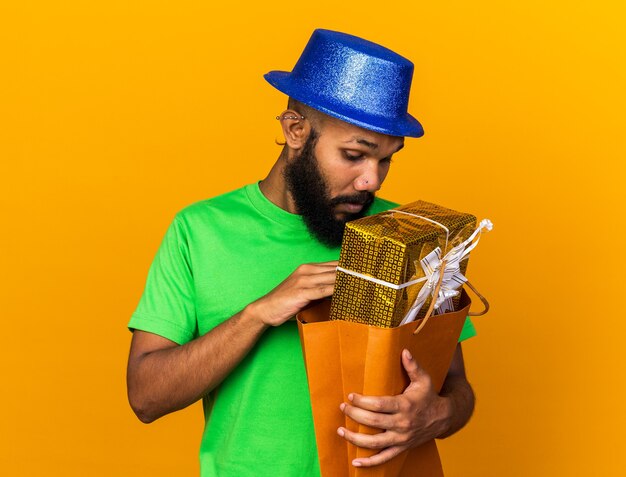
[127,29,476,476]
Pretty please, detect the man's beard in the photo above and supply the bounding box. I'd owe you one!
[283,129,375,248]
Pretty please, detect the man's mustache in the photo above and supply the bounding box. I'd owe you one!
[330,192,374,207]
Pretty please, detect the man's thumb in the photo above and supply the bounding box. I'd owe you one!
[402,348,422,382]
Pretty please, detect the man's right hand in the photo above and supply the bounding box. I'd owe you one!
[128,260,338,422]
[248,261,338,327]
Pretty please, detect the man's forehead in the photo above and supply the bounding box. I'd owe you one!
[343,136,405,152]
[321,116,405,150]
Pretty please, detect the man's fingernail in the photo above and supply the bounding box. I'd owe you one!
[348,393,354,401]
[405,349,413,360]
[352,460,362,467]
[337,428,345,437]
[340,403,346,412]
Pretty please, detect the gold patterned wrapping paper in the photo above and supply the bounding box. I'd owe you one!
[330,201,477,327]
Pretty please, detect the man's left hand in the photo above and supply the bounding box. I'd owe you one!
[337,348,452,468]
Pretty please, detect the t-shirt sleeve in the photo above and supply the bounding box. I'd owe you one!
[459,316,477,342]
[128,216,197,345]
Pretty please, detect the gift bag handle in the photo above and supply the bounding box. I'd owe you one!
[465,280,490,317]
[413,263,490,335]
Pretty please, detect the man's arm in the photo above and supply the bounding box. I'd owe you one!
[438,344,475,438]
[127,261,338,423]
[337,343,474,467]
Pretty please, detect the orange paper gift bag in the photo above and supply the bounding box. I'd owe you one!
[297,291,472,477]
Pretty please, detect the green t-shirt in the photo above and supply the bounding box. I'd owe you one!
[129,182,476,476]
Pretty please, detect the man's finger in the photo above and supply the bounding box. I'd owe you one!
[401,348,425,384]
[340,402,395,430]
[294,269,335,290]
[302,271,337,296]
[336,426,396,450]
[307,269,338,281]
[298,268,336,284]
[306,261,339,272]
[348,393,400,413]
[304,284,335,300]
[352,445,405,468]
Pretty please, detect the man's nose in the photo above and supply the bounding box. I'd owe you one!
[353,164,382,192]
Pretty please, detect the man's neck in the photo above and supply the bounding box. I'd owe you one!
[258,151,299,214]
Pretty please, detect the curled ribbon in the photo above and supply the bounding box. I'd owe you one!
[399,219,493,325]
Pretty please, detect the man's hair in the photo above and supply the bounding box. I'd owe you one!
[287,98,326,130]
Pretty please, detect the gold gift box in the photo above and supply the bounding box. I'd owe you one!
[330,200,477,327]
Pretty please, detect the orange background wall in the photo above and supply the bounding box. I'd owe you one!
[1,1,624,475]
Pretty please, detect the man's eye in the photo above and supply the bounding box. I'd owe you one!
[344,151,364,161]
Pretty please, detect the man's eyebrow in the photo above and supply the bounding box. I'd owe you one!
[344,137,379,150]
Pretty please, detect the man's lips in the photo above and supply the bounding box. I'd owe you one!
[336,202,364,213]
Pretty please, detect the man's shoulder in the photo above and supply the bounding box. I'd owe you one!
[174,184,254,223]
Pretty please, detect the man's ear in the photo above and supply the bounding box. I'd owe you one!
[279,110,311,151]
